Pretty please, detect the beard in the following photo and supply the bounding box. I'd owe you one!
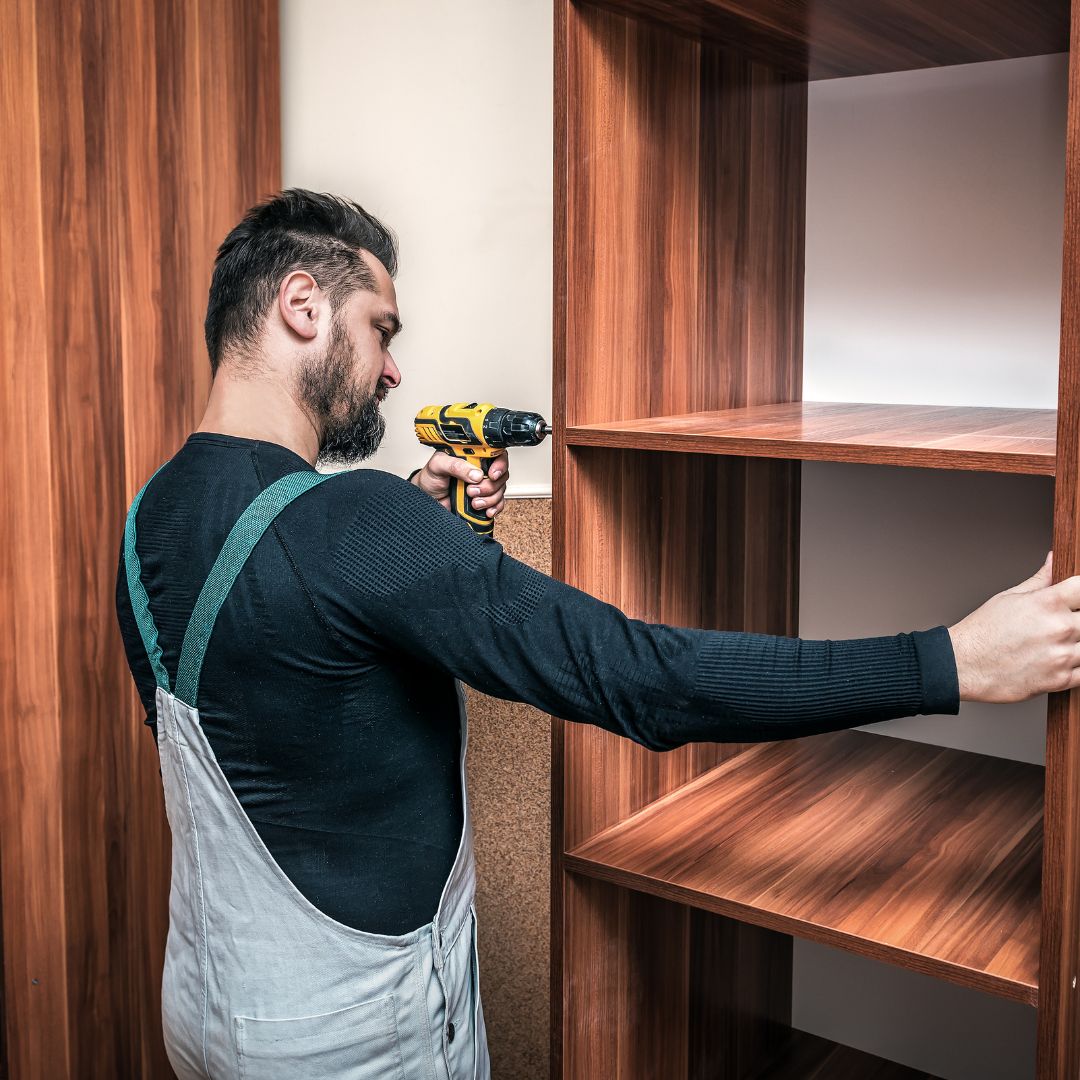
[296,315,386,467]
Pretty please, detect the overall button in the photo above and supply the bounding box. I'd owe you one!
[447,1022,456,1044]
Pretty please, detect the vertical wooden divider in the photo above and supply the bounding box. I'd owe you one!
[0,3,279,1075]
[552,2,806,1075]
[1040,2,1080,1076]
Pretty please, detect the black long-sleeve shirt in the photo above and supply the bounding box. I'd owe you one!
[115,433,960,934]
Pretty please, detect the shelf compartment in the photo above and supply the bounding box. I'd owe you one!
[747,1028,940,1079]
[564,401,1057,476]
[566,729,1043,1004]
[586,0,1068,80]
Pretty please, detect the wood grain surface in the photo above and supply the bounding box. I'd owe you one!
[554,2,1080,1078]
[1039,0,1080,1075]
[0,2,279,1075]
[552,2,805,1075]
[555,0,805,852]
[563,877,692,1077]
[559,8,805,430]
[687,911,793,1078]
[587,0,1068,79]
[568,730,1044,1005]
[0,2,70,1075]
[559,448,802,845]
[567,401,1058,475]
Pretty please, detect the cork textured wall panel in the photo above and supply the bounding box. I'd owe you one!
[466,496,553,1080]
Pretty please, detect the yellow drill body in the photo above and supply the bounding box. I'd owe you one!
[414,402,551,535]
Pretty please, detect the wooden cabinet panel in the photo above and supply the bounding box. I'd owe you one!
[558,447,799,850]
[553,3,804,1075]
[1039,3,1080,1075]
[553,1,1080,1077]
[0,3,70,1075]
[561,2,805,428]
[586,0,1068,79]
[0,2,279,1075]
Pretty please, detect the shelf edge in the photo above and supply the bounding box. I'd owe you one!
[562,853,1038,1007]
[563,733,1043,1007]
[564,427,1056,476]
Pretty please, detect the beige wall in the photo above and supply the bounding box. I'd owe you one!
[280,0,553,495]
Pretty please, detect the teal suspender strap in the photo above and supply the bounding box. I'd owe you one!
[124,467,171,692]
[173,470,333,707]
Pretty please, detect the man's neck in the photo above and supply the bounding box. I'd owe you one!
[197,368,321,465]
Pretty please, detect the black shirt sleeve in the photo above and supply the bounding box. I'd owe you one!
[322,471,960,752]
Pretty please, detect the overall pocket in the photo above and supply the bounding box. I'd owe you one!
[234,994,404,1080]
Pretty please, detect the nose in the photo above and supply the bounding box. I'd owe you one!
[382,352,402,389]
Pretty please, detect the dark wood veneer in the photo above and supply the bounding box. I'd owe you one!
[0,1,279,1074]
[1039,2,1080,1074]
[567,401,1057,475]
[554,3,805,1074]
[587,0,1069,79]
[553,0,1075,1076]
[568,730,1043,1004]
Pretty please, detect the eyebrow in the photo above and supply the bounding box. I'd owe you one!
[378,310,403,337]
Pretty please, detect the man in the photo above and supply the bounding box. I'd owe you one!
[117,189,1080,1080]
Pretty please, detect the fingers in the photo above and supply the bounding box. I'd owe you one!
[487,450,509,484]
[1051,574,1080,611]
[466,452,509,497]
[1003,550,1080,616]
[467,451,509,519]
[1008,550,1054,595]
[1049,647,1080,695]
[424,451,484,483]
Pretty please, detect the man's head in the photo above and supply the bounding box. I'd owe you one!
[205,189,402,465]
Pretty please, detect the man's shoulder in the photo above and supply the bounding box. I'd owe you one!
[312,466,434,516]
[291,465,470,539]
[282,465,489,595]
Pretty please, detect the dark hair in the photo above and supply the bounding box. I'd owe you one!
[204,189,398,372]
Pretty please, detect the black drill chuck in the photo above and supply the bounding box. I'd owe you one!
[481,408,552,449]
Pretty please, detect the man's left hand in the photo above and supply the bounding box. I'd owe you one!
[411,450,510,521]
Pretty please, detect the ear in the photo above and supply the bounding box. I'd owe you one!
[278,270,323,341]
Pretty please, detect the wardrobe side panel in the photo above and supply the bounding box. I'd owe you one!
[1040,2,1080,1075]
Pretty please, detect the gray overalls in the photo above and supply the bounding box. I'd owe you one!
[124,470,490,1080]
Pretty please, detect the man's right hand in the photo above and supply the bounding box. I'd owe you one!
[409,449,509,520]
[948,551,1080,702]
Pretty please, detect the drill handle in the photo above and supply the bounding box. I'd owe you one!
[448,454,494,537]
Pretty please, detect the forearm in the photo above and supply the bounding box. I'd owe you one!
[483,611,958,750]
[423,561,959,749]
[660,624,959,748]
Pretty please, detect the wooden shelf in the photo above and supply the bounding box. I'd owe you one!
[566,730,1043,1005]
[747,1028,940,1079]
[587,0,1068,80]
[565,401,1057,476]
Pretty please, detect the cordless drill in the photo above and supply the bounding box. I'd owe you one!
[414,402,552,535]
